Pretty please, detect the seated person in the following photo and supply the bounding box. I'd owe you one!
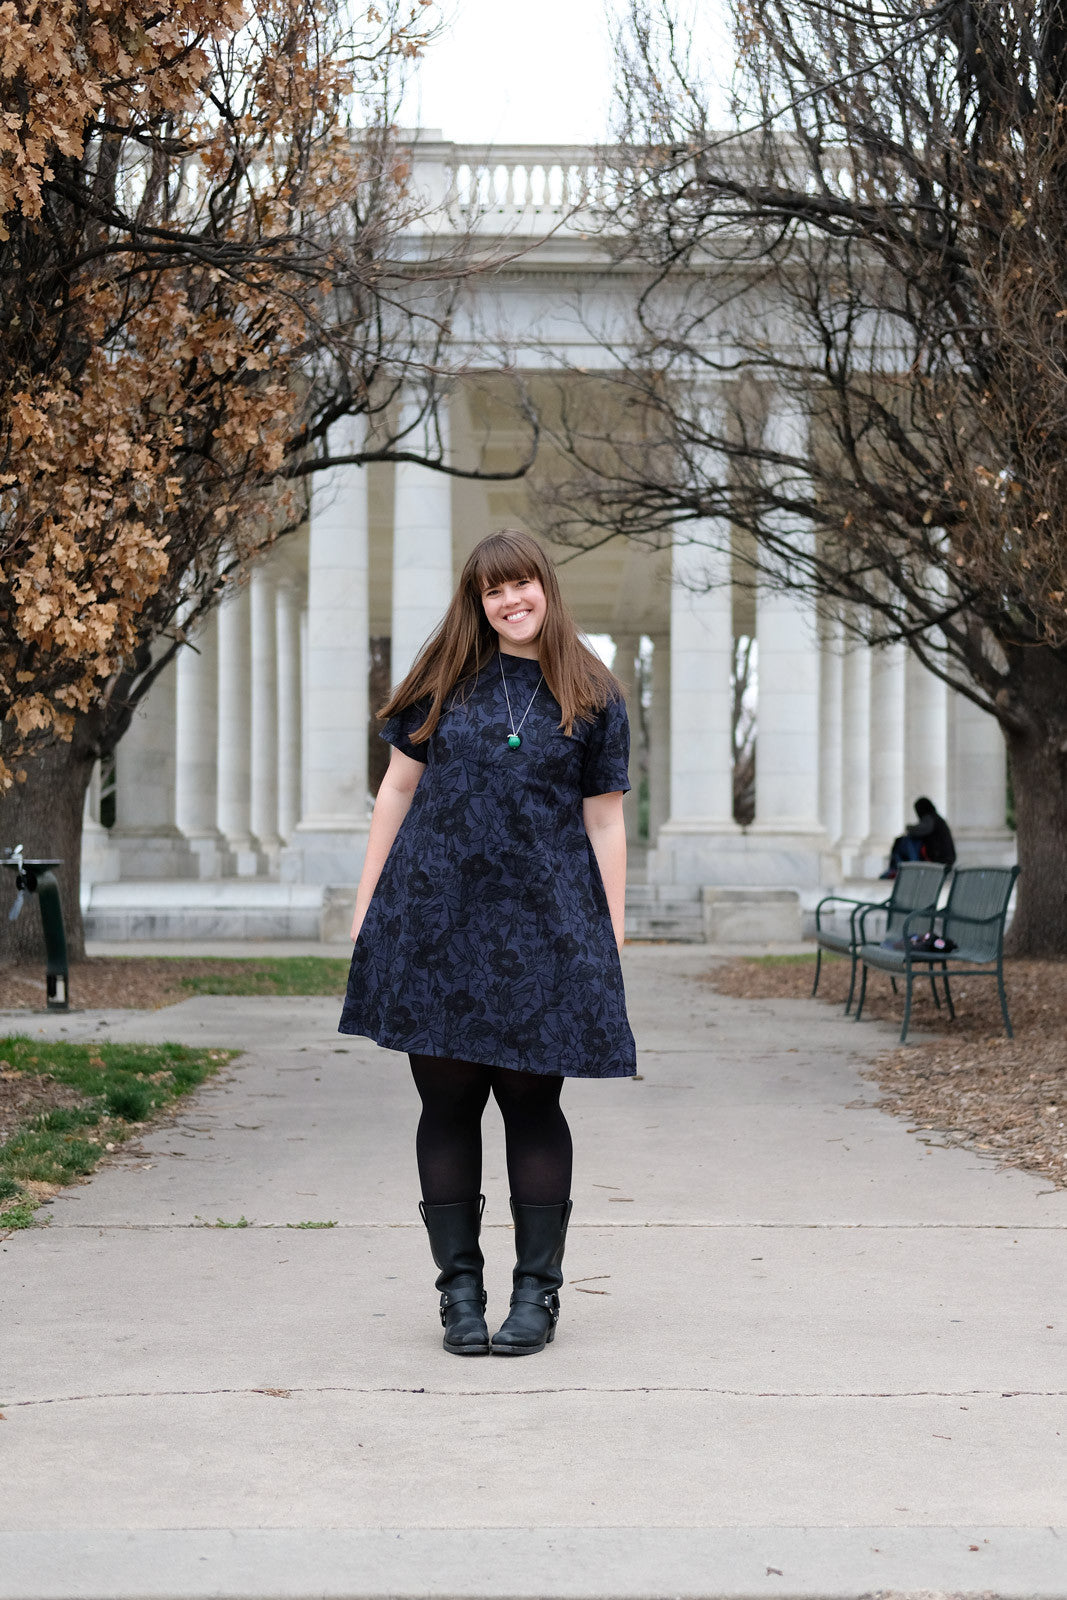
[882,796,956,878]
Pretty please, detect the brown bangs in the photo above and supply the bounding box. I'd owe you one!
[466,531,549,596]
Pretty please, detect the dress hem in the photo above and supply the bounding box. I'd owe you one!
[336,1018,637,1079]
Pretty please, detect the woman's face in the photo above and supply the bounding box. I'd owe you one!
[480,574,547,656]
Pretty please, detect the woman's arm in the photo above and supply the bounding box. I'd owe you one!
[350,747,426,941]
[582,791,627,950]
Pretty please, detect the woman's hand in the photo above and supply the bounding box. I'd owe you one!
[582,791,627,951]
[348,747,425,943]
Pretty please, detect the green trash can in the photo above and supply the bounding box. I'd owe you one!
[2,846,70,1011]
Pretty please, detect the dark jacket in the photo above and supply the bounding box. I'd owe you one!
[906,811,956,866]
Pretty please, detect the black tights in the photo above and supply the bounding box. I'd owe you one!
[410,1054,572,1207]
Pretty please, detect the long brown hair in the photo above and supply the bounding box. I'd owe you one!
[379,529,620,741]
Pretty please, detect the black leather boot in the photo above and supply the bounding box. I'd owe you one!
[419,1196,490,1356]
[491,1199,573,1356]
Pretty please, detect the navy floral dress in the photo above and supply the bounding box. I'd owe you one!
[338,652,637,1078]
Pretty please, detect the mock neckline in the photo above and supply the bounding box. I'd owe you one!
[496,650,542,669]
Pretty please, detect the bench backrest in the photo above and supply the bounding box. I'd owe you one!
[884,862,948,938]
[941,866,1020,960]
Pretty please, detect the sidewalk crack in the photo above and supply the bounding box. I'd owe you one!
[5,1385,1066,1409]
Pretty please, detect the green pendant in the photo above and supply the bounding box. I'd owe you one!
[507,733,522,749]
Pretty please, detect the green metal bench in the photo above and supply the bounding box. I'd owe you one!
[854,865,1020,1043]
[812,862,948,1014]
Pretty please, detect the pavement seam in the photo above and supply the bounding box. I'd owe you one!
[5,1386,1065,1408]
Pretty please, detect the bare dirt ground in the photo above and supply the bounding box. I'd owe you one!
[0,957,348,1012]
[0,1070,87,1144]
[708,954,1067,1189]
[0,958,227,1012]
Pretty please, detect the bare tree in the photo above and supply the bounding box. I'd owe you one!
[541,0,1067,953]
[0,0,538,957]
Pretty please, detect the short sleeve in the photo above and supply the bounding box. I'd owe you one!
[580,694,631,797]
[380,698,431,764]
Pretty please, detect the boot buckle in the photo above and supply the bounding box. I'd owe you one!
[439,1287,488,1324]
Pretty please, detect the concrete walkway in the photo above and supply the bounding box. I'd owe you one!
[1,946,1065,1599]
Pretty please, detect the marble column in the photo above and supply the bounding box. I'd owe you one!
[947,689,1014,864]
[904,652,949,815]
[174,612,229,878]
[216,584,264,877]
[611,631,641,844]
[111,655,195,879]
[275,580,302,845]
[391,396,453,685]
[280,415,370,884]
[80,762,119,886]
[818,612,845,857]
[857,640,908,876]
[652,530,739,884]
[862,642,906,874]
[646,632,670,845]
[751,574,823,836]
[837,626,872,879]
[747,405,825,880]
[249,566,281,867]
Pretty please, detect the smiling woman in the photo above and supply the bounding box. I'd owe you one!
[338,528,636,1359]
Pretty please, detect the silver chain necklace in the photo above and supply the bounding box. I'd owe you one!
[498,653,543,750]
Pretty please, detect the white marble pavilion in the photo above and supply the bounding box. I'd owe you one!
[82,141,1015,942]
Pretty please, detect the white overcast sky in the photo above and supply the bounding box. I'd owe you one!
[400,0,733,146]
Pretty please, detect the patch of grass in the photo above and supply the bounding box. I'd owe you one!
[177,957,349,997]
[36,1106,101,1133]
[103,1082,155,1123]
[0,1202,38,1230]
[209,1215,252,1228]
[0,1036,235,1233]
[286,1220,338,1229]
[3,1128,101,1184]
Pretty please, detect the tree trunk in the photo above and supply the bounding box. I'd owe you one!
[1002,655,1067,957]
[0,727,98,964]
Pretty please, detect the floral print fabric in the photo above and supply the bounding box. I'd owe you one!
[338,652,637,1078]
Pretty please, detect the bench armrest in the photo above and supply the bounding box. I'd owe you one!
[814,893,886,933]
[939,910,1010,929]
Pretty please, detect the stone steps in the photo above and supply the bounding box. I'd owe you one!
[84,880,328,942]
[85,880,808,945]
[623,884,704,942]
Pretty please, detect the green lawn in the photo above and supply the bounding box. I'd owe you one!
[177,956,350,996]
[0,1037,234,1230]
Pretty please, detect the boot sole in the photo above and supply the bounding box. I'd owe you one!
[443,1341,491,1356]
[490,1329,555,1356]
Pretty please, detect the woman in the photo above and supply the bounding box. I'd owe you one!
[339,529,636,1357]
